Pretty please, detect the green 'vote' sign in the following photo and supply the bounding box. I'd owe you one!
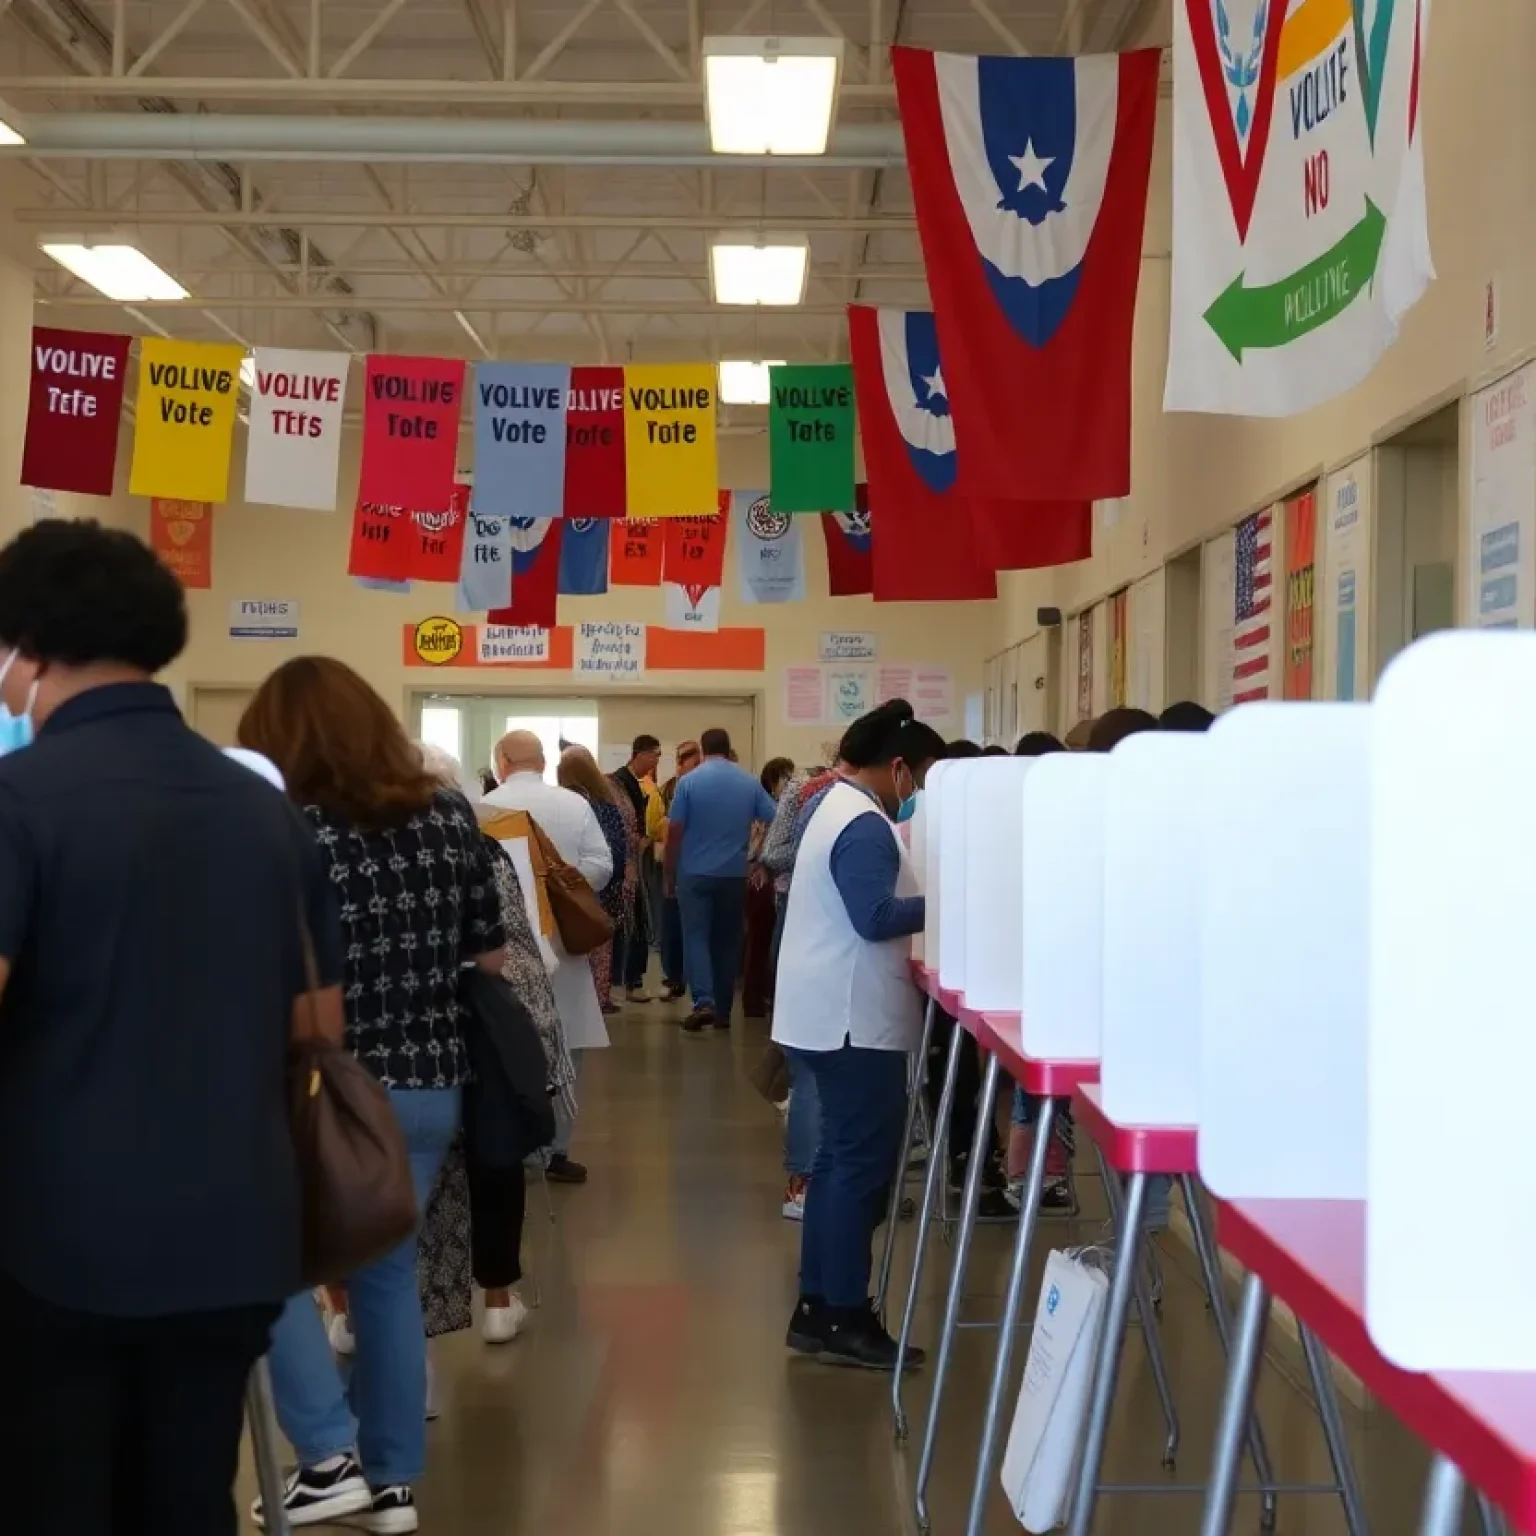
[768,363,857,514]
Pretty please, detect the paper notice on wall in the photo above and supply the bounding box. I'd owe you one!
[819,630,877,660]
[783,667,825,726]
[663,581,721,632]
[575,620,646,681]
[824,666,873,727]
[876,665,914,705]
[913,667,954,723]
[478,624,550,664]
[599,743,631,772]
[1470,363,1536,630]
[1321,456,1372,702]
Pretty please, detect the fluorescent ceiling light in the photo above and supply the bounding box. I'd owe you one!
[718,360,787,406]
[703,36,843,155]
[710,233,809,306]
[0,118,23,147]
[41,243,188,302]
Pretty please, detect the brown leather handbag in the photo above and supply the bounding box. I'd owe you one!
[289,922,419,1285]
[527,816,614,957]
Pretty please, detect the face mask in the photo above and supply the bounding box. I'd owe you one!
[0,651,36,757]
[892,762,919,824]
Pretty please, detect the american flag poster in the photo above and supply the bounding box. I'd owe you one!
[1232,508,1275,705]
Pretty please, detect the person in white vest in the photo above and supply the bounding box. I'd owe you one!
[772,699,946,1370]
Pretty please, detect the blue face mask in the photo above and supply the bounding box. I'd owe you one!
[0,651,37,757]
[893,764,919,824]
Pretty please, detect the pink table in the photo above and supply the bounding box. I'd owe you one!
[1217,1199,1536,1533]
[1073,1081,1197,1176]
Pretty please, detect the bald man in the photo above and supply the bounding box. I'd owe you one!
[482,728,613,1184]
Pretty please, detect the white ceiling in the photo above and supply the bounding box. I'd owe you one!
[0,0,1160,363]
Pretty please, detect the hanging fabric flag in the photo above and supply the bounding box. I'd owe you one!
[558,518,611,595]
[23,327,131,497]
[662,505,726,587]
[1165,0,1432,416]
[892,46,1158,501]
[129,338,244,503]
[405,483,469,582]
[1231,506,1276,705]
[623,363,717,517]
[472,362,570,518]
[564,365,626,516]
[148,497,213,589]
[347,499,413,582]
[767,363,857,514]
[358,354,464,514]
[822,486,874,596]
[609,518,663,586]
[488,518,562,629]
[732,489,806,604]
[457,512,512,611]
[663,581,721,633]
[974,498,1092,571]
[244,347,350,510]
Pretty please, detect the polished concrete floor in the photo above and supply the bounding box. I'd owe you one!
[246,999,1478,1534]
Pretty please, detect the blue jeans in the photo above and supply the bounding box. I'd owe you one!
[784,1048,822,1177]
[791,1042,908,1308]
[268,1086,460,1488]
[676,873,747,1019]
[660,896,684,985]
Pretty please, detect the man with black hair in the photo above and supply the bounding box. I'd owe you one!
[0,520,345,1535]
[1160,700,1216,732]
[611,732,661,1001]
[665,727,776,1030]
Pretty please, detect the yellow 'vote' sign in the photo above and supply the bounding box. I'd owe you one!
[622,364,717,518]
[129,338,245,503]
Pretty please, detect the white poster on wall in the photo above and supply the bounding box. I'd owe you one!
[1320,455,1374,700]
[479,624,549,664]
[1128,572,1166,713]
[824,667,873,726]
[229,598,299,639]
[1202,529,1237,713]
[575,621,645,680]
[913,667,955,723]
[783,667,825,727]
[1468,363,1536,631]
[819,630,877,661]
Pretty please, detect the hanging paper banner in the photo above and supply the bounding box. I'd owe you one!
[129,338,243,503]
[731,489,806,604]
[610,518,664,586]
[564,365,626,517]
[23,327,131,497]
[472,361,570,518]
[822,486,874,597]
[1164,0,1432,416]
[662,507,726,586]
[558,518,611,595]
[623,363,717,517]
[663,581,721,633]
[347,499,413,581]
[1284,490,1318,700]
[768,363,856,513]
[457,512,512,611]
[406,483,469,583]
[358,354,464,513]
[488,518,562,629]
[149,497,213,589]
[243,347,350,509]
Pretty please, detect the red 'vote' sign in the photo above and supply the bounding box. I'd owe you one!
[563,365,626,517]
[358,354,465,514]
[23,327,132,497]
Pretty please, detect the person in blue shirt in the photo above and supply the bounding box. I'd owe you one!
[664,727,777,1030]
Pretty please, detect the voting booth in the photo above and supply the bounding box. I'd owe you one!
[961,758,1035,1014]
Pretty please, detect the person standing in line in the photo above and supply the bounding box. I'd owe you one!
[483,729,612,1185]
[741,755,795,1019]
[0,522,343,1536]
[664,727,777,1032]
[557,744,632,1015]
[774,700,946,1369]
[649,740,700,999]
[610,733,661,1001]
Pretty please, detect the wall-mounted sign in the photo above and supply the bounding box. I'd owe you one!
[229,599,299,640]
[819,630,877,661]
[413,616,464,666]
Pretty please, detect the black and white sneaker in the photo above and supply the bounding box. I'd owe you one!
[251,1454,371,1528]
[341,1485,419,1534]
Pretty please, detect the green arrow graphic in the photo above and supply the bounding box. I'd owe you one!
[1204,199,1387,362]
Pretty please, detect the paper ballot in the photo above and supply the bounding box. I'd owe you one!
[1001,1250,1110,1531]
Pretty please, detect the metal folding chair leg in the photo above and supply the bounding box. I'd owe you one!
[1476,1491,1508,1536]
[1298,1321,1368,1536]
[876,997,935,1320]
[892,1019,964,1442]
[247,1356,292,1536]
[1197,1273,1271,1536]
[1417,1457,1466,1536]
[914,1050,1001,1533]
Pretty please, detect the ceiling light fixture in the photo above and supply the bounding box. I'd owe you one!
[709,233,809,306]
[40,242,189,303]
[702,36,844,155]
[718,359,787,406]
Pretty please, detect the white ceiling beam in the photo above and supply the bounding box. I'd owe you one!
[152,261,931,282]
[127,0,206,79]
[501,0,516,80]
[460,0,504,77]
[110,0,126,74]
[42,294,858,314]
[520,0,604,82]
[17,207,912,231]
[969,0,1030,55]
[611,0,689,80]
[223,0,303,77]
[327,0,412,78]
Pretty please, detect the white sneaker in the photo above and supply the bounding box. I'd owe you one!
[328,1312,356,1357]
[482,1293,530,1344]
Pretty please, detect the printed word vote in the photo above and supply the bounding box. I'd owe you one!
[481,380,563,444]
[567,383,621,448]
[773,380,850,443]
[148,361,234,429]
[629,383,711,445]
[372,372,457,439]
[35,345,118,417]
[259,370,340,438]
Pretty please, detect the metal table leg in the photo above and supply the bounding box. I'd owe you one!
[962,1097,1055,1536]
[1417,1457,1466,1536]
[1197,1273,1271,1536]
[1182,1174,1279,1530]
[1067,1170,1148,1536]
[1476,1491,1508,1536]
[1298,1321,1369,1536]
[247,1356,292,1536]
[893,1018,964,1442]
[877,996,935,1320]
[915,1050,1001,1533]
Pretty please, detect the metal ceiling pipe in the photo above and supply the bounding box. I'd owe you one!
[4,113,907,167]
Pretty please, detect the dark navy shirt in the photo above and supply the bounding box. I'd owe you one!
[0,683,343,1318]
[824,782,925,942]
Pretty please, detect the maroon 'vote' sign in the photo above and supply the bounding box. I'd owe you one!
[358,354,465,514]
[23,327,132,496]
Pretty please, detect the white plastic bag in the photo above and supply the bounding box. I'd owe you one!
[1001,1249,1110,1531]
